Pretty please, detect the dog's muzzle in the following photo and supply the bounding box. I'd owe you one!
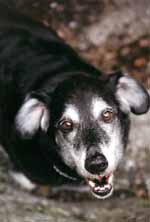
[84,152,113,198]
[52,151,114,199]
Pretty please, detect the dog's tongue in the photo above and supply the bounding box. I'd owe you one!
[86,175,112,197]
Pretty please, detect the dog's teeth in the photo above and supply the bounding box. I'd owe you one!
[94,186,100,191]
[88,180,95,188]
[99,187,105,192]
[104,184,111,189]
[95,186,105,192]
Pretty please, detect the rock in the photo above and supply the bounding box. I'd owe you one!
[85,0,150,47]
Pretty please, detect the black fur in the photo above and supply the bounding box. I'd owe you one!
[0,4,149,187]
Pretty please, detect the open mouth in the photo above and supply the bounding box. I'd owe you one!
[53,163,113,199]
[86,174,113,199]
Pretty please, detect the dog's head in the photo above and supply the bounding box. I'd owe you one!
[16,72,150,199]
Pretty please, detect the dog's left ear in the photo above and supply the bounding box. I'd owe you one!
[110,72,150,114]
[15,96,49,137]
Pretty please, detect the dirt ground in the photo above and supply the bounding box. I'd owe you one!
[0,0,150,222]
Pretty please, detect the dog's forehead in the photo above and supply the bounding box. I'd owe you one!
[63,96,111,122]
[63,104,80,122]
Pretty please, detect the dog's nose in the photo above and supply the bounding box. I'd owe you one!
[85,152,108,174]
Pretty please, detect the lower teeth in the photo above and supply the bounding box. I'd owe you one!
[94,184,111,193]
[105,184,111,189]
[95,186,105,192]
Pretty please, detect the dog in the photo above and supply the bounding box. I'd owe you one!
[0,4,149,199]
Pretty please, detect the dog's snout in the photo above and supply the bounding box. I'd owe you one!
[85,152,108,175]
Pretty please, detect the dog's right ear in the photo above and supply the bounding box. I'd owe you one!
[15,97,49,137]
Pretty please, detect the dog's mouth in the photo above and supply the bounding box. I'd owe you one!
[86,174,113,199]
[53,163,113,199]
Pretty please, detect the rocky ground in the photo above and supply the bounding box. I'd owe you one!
[0,0,150,221]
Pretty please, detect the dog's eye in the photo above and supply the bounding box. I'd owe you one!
[101,110,113,123]
[59,120,73,132]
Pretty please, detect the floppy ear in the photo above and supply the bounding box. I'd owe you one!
[15,97,49,137]
[113,73,150,114]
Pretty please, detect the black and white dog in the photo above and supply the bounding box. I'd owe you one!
[0,5,149,199]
